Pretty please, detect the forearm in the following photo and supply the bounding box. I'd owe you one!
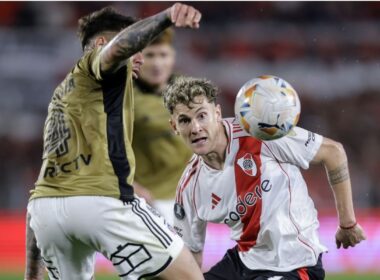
[101,10,172,72]
[313,138,356,227]
[25,213,44,280]
[327,161,356,227]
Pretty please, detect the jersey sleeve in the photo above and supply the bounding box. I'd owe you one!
[173,164,207,253]
[262,126,323,169]
[75,47,104,81]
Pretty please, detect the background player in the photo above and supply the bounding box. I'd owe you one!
[132,28,192,223]
[163,77,366,279]
[25,4,204,280]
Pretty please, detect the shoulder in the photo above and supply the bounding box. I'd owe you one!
[223,117,252,140]
[264,126,321,148]
[175,155,201,201]
[75,47,128,82]
[74,48,101,74]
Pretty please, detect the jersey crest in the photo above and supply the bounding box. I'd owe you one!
[237,153,257,176]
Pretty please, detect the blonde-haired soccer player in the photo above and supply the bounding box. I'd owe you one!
[164,77,366,280]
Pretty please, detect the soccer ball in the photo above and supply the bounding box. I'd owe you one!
[234,75,301,141]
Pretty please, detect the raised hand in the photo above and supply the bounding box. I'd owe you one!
[169,3,202,28]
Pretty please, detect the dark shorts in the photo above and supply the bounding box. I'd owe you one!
[204,247,325,280]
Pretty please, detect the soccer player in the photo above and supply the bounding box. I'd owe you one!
[163,77,366,280]
[132,28,192,223]
[25,4,204,280]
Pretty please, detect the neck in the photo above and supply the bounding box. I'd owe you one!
[136,79,167,95]
[202,122,228,170]
[152,83,167,95]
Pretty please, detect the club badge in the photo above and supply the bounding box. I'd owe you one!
[237,153,257,176]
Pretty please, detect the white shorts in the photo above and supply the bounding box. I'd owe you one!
[27,196,184,280]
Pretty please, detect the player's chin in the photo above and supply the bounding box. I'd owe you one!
[191,143,210,155]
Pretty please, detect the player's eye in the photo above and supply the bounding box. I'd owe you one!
[160,52,168,58]
[144,52,154,58]
[179,117,190,124]
[198,112,207,120]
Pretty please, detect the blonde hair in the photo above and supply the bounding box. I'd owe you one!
[150,27,174,46]
[163,76,219,114]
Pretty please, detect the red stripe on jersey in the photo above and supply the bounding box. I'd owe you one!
[176,158,199,204]
[224,120,232,154]
[297,268,309,280]
[192,166,203,218]
[234,137,263,252]
[179,169,196,204]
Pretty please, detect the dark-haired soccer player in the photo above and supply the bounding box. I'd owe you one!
[25,4,203,280]
[164,77,366,280]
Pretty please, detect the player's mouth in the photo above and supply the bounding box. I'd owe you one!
[132,67,141,79]
[191,137,207,145]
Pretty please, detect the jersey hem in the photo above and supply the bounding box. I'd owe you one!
[29,192,120,201]
[238,250,327,272]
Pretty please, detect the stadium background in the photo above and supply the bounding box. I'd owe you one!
[0,1,379,279]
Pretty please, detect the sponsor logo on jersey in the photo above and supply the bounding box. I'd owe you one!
[173,226,183,238]
[305,131,315,147]
[43,153,92,178]
[224,179,272,225]
[237,153,257,176]
[211,193,221,209]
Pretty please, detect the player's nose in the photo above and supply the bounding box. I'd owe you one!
[190,119,202,134]
[132,52,144,66]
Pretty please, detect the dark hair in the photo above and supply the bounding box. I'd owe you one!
[164,76,219,114]
[77,6,136,50]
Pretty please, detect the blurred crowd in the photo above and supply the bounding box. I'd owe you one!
[0,2,379,210]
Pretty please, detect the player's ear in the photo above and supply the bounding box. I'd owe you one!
[169,118,180,135]
[215,104,222,122]
[94,36,107,47]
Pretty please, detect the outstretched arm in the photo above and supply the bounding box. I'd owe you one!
[311,137,366,249]
[25,213,45,280]
[100,2,201,74]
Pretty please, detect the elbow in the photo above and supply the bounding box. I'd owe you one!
[100,38,132,74]
[323,139,347,167]
[331,140,346,161]
[105,43,126,63]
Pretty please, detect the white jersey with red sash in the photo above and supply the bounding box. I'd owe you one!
[173,118,328,272]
